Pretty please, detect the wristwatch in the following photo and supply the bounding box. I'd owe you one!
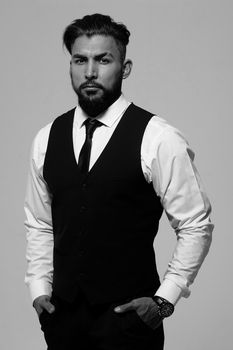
[152,296,174,318]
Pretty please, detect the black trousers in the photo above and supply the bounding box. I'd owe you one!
[39,292,164,350]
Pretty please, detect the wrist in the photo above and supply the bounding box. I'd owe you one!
[155,279,182,305]
[152,295,175,318]
[29,280,52,305]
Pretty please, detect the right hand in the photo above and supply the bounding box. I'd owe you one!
[33,295,55,317]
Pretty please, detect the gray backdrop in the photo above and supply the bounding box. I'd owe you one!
[0,0,232,349]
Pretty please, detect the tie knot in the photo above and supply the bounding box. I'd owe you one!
[84,118,102,138]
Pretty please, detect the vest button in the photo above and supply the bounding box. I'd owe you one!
[82,183,87,189]
[79,250,84,256]
[79,230,85,237]
[80,206,86,213]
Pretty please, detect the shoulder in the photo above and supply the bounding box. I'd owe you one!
[51,107,76,126]
[30,107,76,166]
[31,122,53,168]
[131,104,187,147]
[142,114,194,161]
[130,103,154,117]
[33,108,76,152]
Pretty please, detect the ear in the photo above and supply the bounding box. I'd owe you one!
[69,61,72,76]
[122,59,133,79]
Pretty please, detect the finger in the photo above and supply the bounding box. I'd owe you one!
[41,299,55,314]
[36,297,55,314]
[114,301,135,313]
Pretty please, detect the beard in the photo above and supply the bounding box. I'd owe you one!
[71,72,123,117]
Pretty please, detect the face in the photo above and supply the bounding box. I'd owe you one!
[70,35,132,117]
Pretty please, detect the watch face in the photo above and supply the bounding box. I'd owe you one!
[153,296,174,318]
[160,303,174,318]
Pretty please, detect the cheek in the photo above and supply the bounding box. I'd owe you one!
[71,65,83,78]
[70,69,83,87]
[102,68,122,87]
[71,70,80,79]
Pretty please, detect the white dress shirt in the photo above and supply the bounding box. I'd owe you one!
[24,94,213,305]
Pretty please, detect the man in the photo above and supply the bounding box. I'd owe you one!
[24,14,213,350]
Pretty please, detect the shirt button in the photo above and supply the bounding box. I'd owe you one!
[82,183,87,189]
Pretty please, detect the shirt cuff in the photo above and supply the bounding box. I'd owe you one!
[28,279,53,304]
[155,279,183,305]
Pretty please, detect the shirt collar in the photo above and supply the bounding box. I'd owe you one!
[74,94,131,129]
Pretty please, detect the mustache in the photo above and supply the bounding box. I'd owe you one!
[80,81,104,89]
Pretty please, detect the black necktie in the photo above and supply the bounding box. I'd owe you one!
[77,118,102,173]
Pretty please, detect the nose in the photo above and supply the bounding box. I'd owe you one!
[85,60,98,80]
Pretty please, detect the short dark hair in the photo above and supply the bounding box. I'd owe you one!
[63,13,130,62]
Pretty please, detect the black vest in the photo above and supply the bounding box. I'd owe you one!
[43,103,163,304]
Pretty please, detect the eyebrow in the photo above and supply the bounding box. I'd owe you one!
[72,52,114,59]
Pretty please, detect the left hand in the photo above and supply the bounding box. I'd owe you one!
[114,297,162,330]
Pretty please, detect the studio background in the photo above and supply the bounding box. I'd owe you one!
[0,0,232,349]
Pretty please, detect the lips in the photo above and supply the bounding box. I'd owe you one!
[84,85,99,89]
[81,83,102,89]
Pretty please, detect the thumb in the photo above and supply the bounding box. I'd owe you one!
[41,298,55,314]
[114,301,135,313]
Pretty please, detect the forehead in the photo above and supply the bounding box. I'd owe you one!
[71,34,120,58]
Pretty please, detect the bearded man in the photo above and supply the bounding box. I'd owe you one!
[24,13,213,350]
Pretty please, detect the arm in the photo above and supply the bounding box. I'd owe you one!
[152,126,214,304]
[115,120,213,327]
[24,126,54,305]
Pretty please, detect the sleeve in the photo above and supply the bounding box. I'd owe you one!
[150,126,214,305]
[24,127,54,303]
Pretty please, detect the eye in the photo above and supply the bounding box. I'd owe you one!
[73,57,86,65]
[100,57,110,64]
